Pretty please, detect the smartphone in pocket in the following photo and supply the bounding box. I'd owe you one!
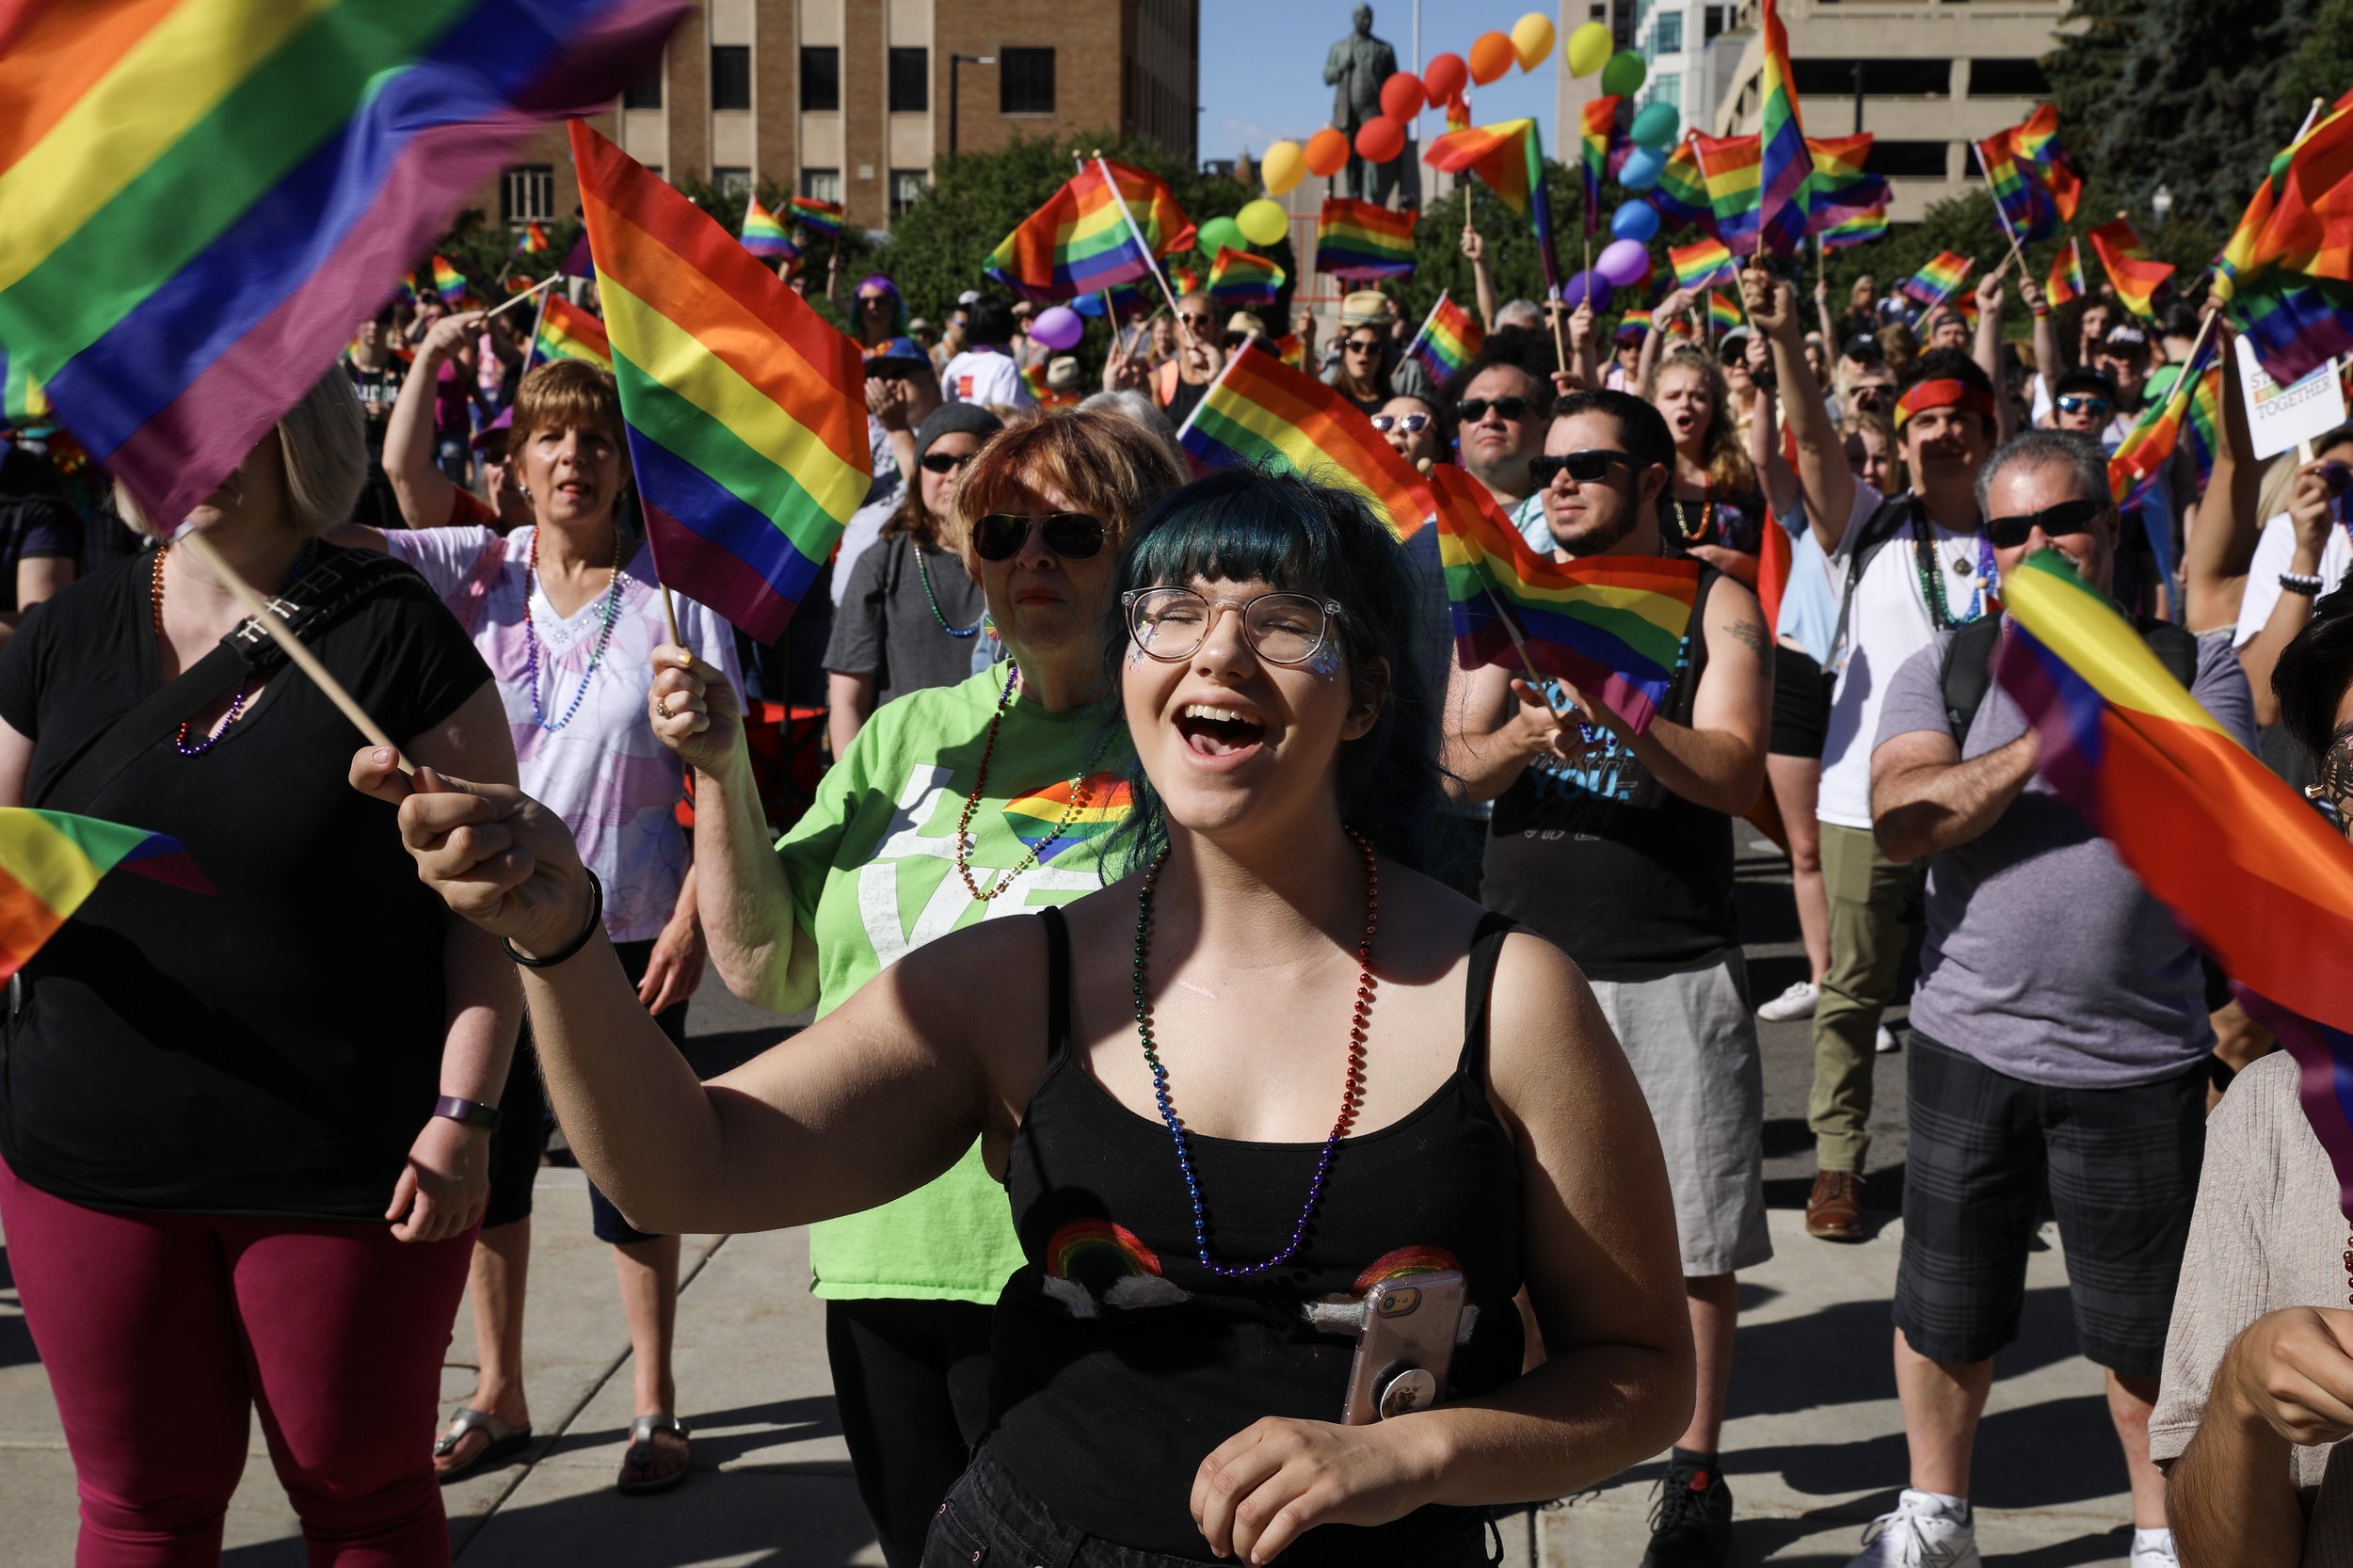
[1340,1270,1466,1426]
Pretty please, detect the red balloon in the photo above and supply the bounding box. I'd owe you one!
[1379,71,1425,124]
[1469,31,1515,86]
[1423,52,1468,103]
[1304,127,1352,178]
[1355,116,1406,165]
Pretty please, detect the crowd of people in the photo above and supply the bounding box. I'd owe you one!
[0,221,2350,1568]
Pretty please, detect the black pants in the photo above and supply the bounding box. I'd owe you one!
[827,1296,995,1568]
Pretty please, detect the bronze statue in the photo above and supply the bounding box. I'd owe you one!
[1322,4,1399,204]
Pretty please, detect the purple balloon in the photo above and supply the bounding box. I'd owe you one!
[1559,270,1613,312]
[1595,239,1650,289]
[1032,305,1085,351]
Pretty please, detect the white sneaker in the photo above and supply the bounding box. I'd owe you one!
[1757,980,1820,1022]
[2128,1530,2178,1567]
[1848,1490,1980,1567]
[1876,1023,1901,1054]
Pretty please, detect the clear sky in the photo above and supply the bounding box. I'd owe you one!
[1195,0,1567,169]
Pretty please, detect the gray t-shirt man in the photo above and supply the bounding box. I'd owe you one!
[1873,626,2254,1086]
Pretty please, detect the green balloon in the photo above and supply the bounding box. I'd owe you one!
[1198,216,1247,257]
[1630,102,1679,150]
[1600,50,1647,98]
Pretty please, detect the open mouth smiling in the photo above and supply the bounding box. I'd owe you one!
[1176,702,1268,758]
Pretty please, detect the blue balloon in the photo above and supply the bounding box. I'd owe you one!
[1619,145,1667,192]
[1609,202,1661,243]
[1559,270,1613,312]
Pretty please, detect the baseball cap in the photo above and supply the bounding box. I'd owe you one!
[1843,333,1885,363]
[1224,311,1269,341]
[862,336,931,375]
[2054,366,2118,403]
[2102,323,2151,352]
[956,290,982,307]
[1045,356,1084,392]
[469,407,514,454]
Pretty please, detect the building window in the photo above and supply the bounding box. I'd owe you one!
[1969,57,2052,96]
[1000,47,1055,115]
[1651,11,1682,53]
[1870,140,1953,178]
[1793,57,1949,97]
[800,46,840,112]
[890,168,927,214]
[622,69,663,110]
[502,164,554,225]
[800,168,841,204]
[1704,5,1727,39]
[888,46,929,112]
[712,45,751,110]
[713,167,751,196]
[1641,72,1681,111]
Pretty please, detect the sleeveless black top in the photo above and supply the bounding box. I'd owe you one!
[1481,568,1737,982]
[985,908,1528,1564]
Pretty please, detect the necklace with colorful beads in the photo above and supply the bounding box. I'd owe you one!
[522,526,626,733]
[952,664,1110,901]
[916,546,981,638]
[1131,828,1381,1279]
[150,538,314,756]
[1910,507,1995,630]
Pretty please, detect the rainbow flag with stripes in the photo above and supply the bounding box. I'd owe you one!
[739,197,797,259]
[2215,95,2353,387]
[1432,462,1703,736]
[1818,207,1887,251]
[1272,332,1307,370]
[1003,775,1132,861]
[0,809,212,978]
[986,157,1196,303]
[2047,236,2086,307]
[0,0,684,532]
[570,120,865,644]
[514,220,552,255]
[2011,104,2083,223]
[1754,0,1812,258]
[1407,292,1483,382]
[530,294,613,372]
[2089,218,2175,319]
[1168,263,1202,297]
[429,254,469,304]
[1581,95,1623,236]
[788,195,844,238]
[1992,547,2353,1213]
[1899,251,1974,306]
[1425,119,1559,288]
[1806,134,1887,232]
[1708,292,1744,333]
[2112,336,2220,512]
[1207,247,1284,308]
[3,361,50,431]
[1976,126,2057,244]
[1689,133,1764,255]
[1651,138,1715,229]
[1613,307,1652,344]
[1314,199,1417,281]
[1175,343,1435,540]
[1670,237,1736,291]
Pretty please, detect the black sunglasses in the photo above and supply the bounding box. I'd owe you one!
[1458,395,1532,424]
[1529,449,1634,487]
[1984,496,2106,550]
[2056,394,2111,416]
[919,451,978,474]
[1342,336,1384,355]
[971,511,1107,561]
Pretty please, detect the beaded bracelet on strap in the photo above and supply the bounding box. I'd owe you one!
[2281,571,2326,598]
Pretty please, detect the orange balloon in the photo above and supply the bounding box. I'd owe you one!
[1355,116,1406,165]
[1304,127,1352,177]
[1423,52,1468,102]
[1469,31,1515,86]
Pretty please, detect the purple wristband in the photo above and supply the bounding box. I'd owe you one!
[432,1096,500,1131]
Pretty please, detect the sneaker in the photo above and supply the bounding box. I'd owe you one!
[1757,980,1820,1022]
[1848,1490,1980,1567]
[2128,1531,2178,1567]
[1876,1023,1901,1054]
[1641,1457,1733,1568]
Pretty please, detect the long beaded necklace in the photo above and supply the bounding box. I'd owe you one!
[916,546,981,638]
[1132,828,1381,1278]
[952,664,1111,901]
[1910,506,1996,630]
[150,538,313,756]
[522,527,626,733]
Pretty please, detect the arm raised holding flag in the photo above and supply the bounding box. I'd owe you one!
[1744,269,1852,557]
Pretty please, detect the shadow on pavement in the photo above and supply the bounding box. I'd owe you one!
[555,1394,844,1470]
[1728,1392,2125,1512]
[1730,1284,2092,1421]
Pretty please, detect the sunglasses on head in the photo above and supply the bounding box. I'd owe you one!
[1458,394,1532,424]
[971,511,1107,561]
[1984,496,2106,550]
[2056,393,2111,416]
[919,451,978,474]
[1370,411,1431,435]
[1529,449,1633,487]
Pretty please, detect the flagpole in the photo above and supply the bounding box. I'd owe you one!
[1169,341,1246,449]
[483,273,560,325]
[520,283,554,374]
[1093,154,1191,346]
[1479,586,1578,727]
[1969,138,2028,277]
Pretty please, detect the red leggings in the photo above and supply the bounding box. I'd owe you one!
[0,1158,474,1568]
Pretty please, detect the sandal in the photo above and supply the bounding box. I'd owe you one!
[433,1407,533,1484]
[616,1413,691,1495]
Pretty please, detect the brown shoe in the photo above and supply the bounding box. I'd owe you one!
[1805,1169,1865,1240]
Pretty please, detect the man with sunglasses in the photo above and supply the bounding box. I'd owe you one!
[1748,267,2006,1246]
[1854,431,2250,1568]
[1448,389,1773,1568]
[938,296,1035,414]
[1442,352,1549,541]
[1146,291,1226,426]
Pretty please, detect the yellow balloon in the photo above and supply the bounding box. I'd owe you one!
[1236,199,1289,249]
[1565,21,1612,77]
[1512,12,1556,72]
[1261,139,1306,198]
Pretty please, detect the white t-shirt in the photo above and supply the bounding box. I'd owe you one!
[2232,512,2352,648]
[939,346,1033,410]
[1817,482,1991,829]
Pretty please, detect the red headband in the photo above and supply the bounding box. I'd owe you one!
[1894,377,1997,431]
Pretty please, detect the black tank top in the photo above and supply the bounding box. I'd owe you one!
[1480,568,1738,981]
[985,908,1528,1565]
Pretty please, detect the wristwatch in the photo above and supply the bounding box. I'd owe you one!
[432,1095,501,1131]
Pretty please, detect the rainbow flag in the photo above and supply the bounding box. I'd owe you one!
[1707,292,1744,333]
[514,220,552,255]
[1314,199,1417,280]
[0,0,684,532]
[1818,206,1888,251]
[1168,263,1202,297]
[3,361,50,430]
[1582,95,1623,236]
[1899,251,1974,306]
[570,119,866,644]
[1651,139,1715,229]
[2215,97,2353,387]
[1754,0,1812,258]
[788,195,844,238]
[1432,462,1703,736]
[2010,104,2083,223]
[530,294,612,372]
[1991,548,2353,1211]
[1613,307,1652,344]
[1271,332,1307,370]
[2089,218,2175,318]
[985,156,1196,303]
[2047,236,2085,307]
[1976,127,2057,244]
[1002,774,1132,861]
[1175,343,1435,540]
[1806,134,1887,231]
[1689,133,1765,256]
[1019,360,1080,408]
[1425,119,1559,288]
[1670,237,1736,290]
[739,196,797,260]
[1207,247,1284,308]
[2112,335,2221,512]
[0,809,212,978]
[1407,291,1483,383]
[429,254,469,305]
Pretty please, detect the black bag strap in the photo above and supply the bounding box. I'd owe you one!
[1827,492,1916,669]
[1940,607,2201,746]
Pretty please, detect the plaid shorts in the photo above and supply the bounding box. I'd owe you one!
[1894,1032,2206,1376]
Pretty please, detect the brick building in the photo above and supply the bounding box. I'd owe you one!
[484,0,1200,236]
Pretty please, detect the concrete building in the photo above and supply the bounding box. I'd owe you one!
[484,0,1200,235]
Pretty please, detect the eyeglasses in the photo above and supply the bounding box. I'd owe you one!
[971,511,1107,561]
[1122,587,1345,666]
[1177,312,1214,330]
[919,451,979,474]
[1369,412,1431,435]
[1529,449,1634,488]
[1984,496,2107,550]
[1457,395,1532,424]
[2056,394,2112,417]
[1342,336,1384,356]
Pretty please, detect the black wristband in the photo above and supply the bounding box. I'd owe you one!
[504,870,603,968]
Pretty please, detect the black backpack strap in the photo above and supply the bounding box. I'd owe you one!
[1938,611,2007,746]
[2136,617,2201,691]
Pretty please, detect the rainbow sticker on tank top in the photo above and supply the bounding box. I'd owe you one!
[1001,774,1133,863]
[1040,1218,1191,1318]
[1353,1246,1464,1297]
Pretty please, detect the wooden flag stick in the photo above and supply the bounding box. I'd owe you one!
[1481,586,1577,728]
[1089,152,1192,350]
[659,583,682,648]
[1969,138,2028,277]
[172,527,409,771]
[483,272,560,325]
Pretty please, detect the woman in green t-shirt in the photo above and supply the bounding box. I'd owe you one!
[642,406,1183,1566]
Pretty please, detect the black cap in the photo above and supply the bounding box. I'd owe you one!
[1843,333,1884,363]
[2054,366,2118,403]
